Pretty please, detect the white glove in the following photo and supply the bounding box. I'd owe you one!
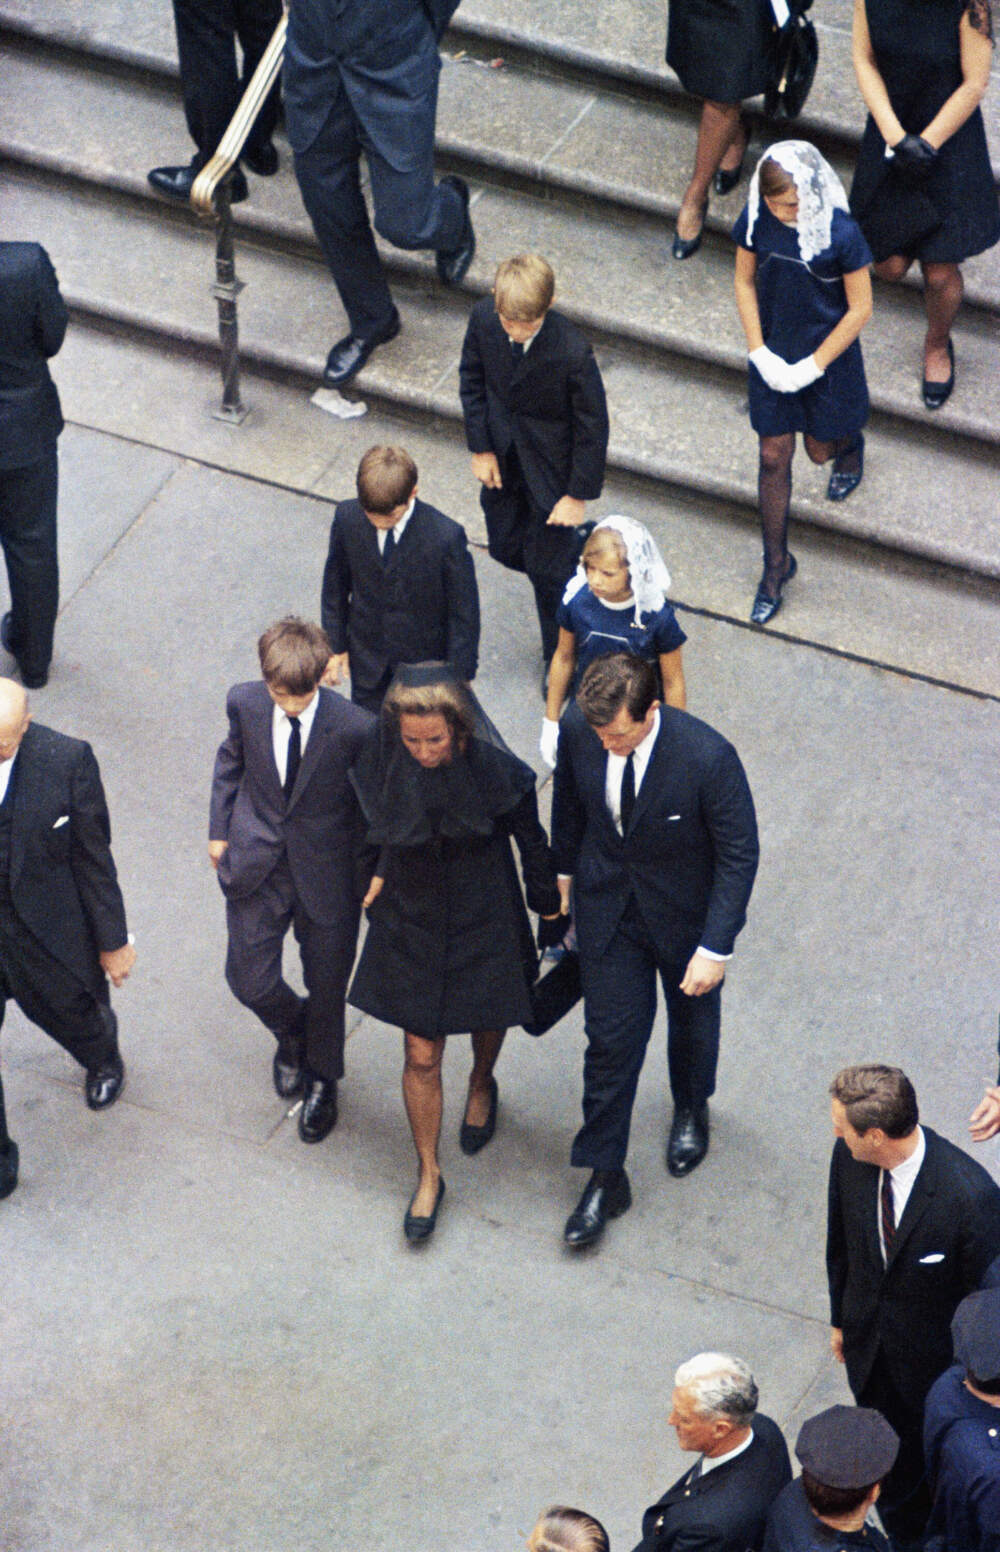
[749,345,792,393]
[786,354,824,391]
[540,718,560,770]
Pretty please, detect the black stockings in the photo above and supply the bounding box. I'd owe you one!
[757,432,861,596]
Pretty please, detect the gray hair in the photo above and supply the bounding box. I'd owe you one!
[674,1353,759,1426]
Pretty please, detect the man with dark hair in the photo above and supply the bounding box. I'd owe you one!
[763,1405,898,1550]
[551,653,758,1246]
[923,1288,1000,1552]
[209,618,374,1142]
[633,1352,790,1552]
[827,1063,1000,1549]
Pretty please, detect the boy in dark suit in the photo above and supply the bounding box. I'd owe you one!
[321,445,480,712]
[209,619,374,1143]
[459,254,609,667]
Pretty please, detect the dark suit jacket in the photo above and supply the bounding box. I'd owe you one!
[7,723,128,991]
[827,1125,1000,1412]
[458,298,609,514]
[551,702,759,962]
[209,681,374,924]
[633,1414,792,1552]
[0,242,68,470]
[320,498,479,692]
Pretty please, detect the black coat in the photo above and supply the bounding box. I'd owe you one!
[0,242,67,470]
[6,723,128,992]
[209,681,375,924]
[551,702,759,961]
[827,1126,1000,1412]
[762,1477,890,1551]
[633,1414,792,1552]
[458,298,609,514]
[320,498,480,693]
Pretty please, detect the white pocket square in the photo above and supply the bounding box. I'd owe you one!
[919,1253,945,1264]
[668,814,681,821]
[53,815,69,829]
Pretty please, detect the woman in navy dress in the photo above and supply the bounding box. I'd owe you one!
[851,0,998,409]
[734,142,874,624]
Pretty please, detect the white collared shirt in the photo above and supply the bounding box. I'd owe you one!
[697,1429,754,1478]
[878,1126,926,1262]
[271,691,319,786]
[605,709,660,832]
[0,753,16,804]
[376,496,416,554]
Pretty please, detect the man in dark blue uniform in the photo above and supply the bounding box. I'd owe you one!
[285,0,475,386]
[923,1288,1000,1552]
[763,1406,898,1551]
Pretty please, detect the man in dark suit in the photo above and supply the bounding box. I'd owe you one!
[827,1063,1000,1549]
[551,654,758,1247]
[0,241,68,690]
[148,0,283,203]
[0,679,135,1199]
[633,1352,791,1552]
[209,618,374,1142]
[321,444,479,711]
[285,0,474,387]
[459,254,609,665]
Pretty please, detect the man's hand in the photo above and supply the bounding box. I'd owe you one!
[830,1327,845,1363]
[208,839,229,870]
[547,495,585,527]
[362,876,384,909]
[679,950,726,996]
[557,877,572,916]
[100,941,136,987]
[322,652,349,688]
[471,452,502,489]
[969,1085,1000,1142]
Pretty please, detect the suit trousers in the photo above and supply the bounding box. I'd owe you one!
[351,669,393,715]
[480,451,584,662]
[859,1351,932,1546]
[0,448,59,681]
[224,857,360,1081]
[291,79,465,339]
[173,0,281,165]
[573,897,720,1171]
[0,910,117,1072]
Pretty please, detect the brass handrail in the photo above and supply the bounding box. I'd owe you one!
[191,13,287,216]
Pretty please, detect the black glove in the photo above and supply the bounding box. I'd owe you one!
[537,912,571,951]
[892,134,937,182]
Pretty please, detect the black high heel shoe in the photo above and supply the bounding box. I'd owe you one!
[713,154,746,196]
[922,339,954,410]
[672,199,708,261]
[750,553,797,626]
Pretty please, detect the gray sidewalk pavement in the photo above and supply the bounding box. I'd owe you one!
[1,338,999,1551]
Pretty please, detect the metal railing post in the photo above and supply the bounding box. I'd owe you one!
[210,181,248,424]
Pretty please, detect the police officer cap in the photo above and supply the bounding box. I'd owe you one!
[795,1405,899,1488]
[952,1288,1000,1383]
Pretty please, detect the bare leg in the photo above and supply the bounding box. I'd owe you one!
[464,1028,506,1127]
[402,1031,445,1215]
[921,261,962,381]
[676,99,742,240]
[758,433,795,597]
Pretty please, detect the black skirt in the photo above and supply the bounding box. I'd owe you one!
[667,0,773,102]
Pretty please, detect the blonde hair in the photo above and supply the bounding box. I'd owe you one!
[528,1507,610,1552]
[582,527,628,572]
[493,254,555,321]
[382,677,476,746]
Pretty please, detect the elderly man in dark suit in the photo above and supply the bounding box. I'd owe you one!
[285,0,474,387]
[0,679,135,1200]
[827,1063,1000,1549]
[551,654,758,1247]
[633,1352,791,1552]
[210,618,374,1142]
[0,241,68,690]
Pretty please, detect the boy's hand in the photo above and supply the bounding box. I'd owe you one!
[100,941,137,987]
[208,839,228,870]
[362,876,384,909]
[547,495,585,527]
[322,653,349,687]
[471,452,502,489]
[969,1086,1000,1142]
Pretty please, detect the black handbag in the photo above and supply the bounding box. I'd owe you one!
[522,951,582,1037]
[765,0,818,121]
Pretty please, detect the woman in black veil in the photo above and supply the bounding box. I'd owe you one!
[349,663,565,1242]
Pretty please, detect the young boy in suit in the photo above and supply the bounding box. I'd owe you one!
[458,253,610,667]
[209,618,374,1143]
[321,445,480,712]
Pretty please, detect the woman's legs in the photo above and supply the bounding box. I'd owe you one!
[717,111,749,175]
[757,433,796,596]
[403,1030,445,1215]
[921,261,962,381]
[676,100,742,240]
[464,1028,506,1127]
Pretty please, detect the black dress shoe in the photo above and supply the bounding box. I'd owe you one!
[459,1076,498,1155]
[323,307,401,387]
[243,141,279,176]
[272,1040,304,1100]
[435,175,476,286]
[298,1076,338,1143]
[827,432,865,501]
[0,1140,18,1201]
[672,200,708,260]
[404,1176,445,1243]
[750,553,796,626]
[1,612,48,688]
[147,161,248,204]
[713,156,745,196]
[563,1168,631,1248]
[667,1104,709,1177]
[922,338,954,410]
[85,1052,125,1110]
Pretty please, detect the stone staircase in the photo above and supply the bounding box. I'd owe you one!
[1,0,998,594]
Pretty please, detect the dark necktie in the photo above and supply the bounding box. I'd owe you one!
[510,339,525,362]
[881,1168,896,1260]
[283,716,301,802]
[620,752,636,833]
[382,527,396,563]
[688,1457,703,1484]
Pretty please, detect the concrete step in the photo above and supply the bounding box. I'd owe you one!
[5,161,999,584]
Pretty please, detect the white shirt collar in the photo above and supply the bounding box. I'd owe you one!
[604,708,660,830]
[376,495,416,553]
[698,1428,754,1477]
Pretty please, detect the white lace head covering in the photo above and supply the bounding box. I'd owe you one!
[562,515,672,622]
[746,140,849,264]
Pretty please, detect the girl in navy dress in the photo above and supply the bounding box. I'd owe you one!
[539,515,686,769]
[733,142,874,625]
